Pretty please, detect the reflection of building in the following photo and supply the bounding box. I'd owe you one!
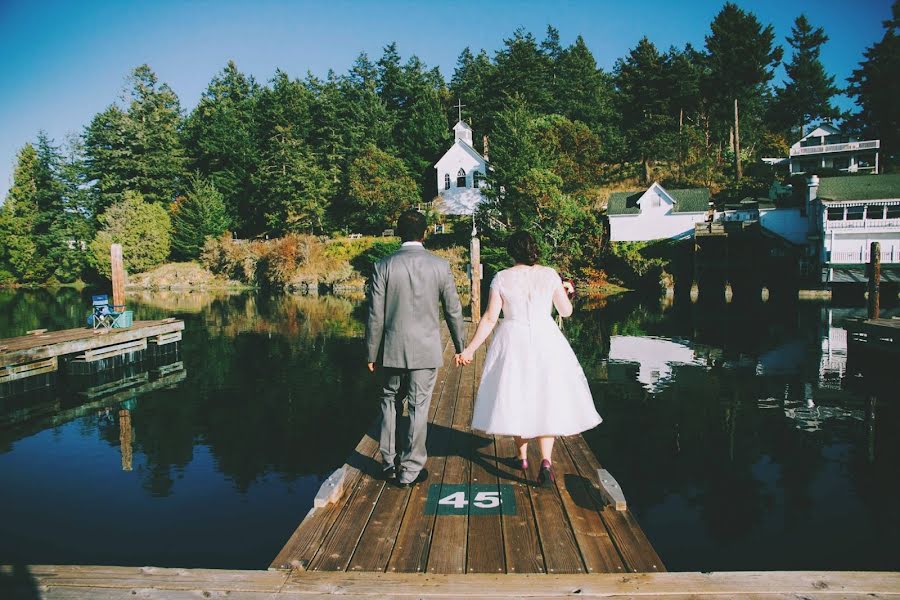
[808,173,900,283]
[788,124,880,175]
[433,119,488,216]
[607,336,706,392]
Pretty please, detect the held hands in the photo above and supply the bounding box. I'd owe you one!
[454,350,474,367]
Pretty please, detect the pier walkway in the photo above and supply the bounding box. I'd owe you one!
[273,324,663,575]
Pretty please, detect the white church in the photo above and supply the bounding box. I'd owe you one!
[433,116,488,216]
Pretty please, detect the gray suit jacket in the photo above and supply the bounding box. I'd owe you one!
[366,244,466,369]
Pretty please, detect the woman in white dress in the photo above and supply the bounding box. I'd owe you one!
[456,231,602,486]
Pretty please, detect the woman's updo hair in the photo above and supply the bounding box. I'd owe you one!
[507,231,540,266]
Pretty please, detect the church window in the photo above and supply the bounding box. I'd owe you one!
[473,171,483,188]
[444,173,451,190]
[457,168,467,188]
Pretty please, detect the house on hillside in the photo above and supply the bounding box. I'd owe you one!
[606,182,711,242]
[789,124,880,176]
[433,120,488,216]
[809,173,900,284]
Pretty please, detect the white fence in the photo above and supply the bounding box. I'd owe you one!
[791,140,880,156]
[828,249,899,264]
[825,217,900,230]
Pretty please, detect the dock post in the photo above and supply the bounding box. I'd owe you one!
[470,225,481,324]
[867,241,880,319]
[119,409,133,471]
[110,243,126,310]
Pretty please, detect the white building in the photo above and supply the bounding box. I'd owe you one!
[809,173,900,283]
[789,124,880,175]
[433,120,488,216]
[607,182,710,242]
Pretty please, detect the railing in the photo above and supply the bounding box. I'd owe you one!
[828,249,899,264]
[825,217,900,230]
[791,140,880,156]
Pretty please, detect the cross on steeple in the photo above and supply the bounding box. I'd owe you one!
[453,98,466,123]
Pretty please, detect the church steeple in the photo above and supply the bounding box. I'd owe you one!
[453,120,473,146]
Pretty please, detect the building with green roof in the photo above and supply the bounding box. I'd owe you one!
[607,182,711,241]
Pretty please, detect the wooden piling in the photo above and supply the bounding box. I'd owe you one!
[867,241,880,319]
[470,234,481,324]
[119,409,133,471]
[110,243,126,310]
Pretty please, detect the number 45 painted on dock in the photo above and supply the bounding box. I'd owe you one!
[424,484,516,515]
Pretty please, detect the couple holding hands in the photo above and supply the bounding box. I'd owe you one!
[366,210,601,488]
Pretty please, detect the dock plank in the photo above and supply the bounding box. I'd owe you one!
[464,343,505,574]
[494,434,545,574]
[347,338,456,572]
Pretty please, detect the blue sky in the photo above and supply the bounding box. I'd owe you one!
[0,0,893,199]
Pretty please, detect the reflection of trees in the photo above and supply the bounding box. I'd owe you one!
[0,288,91,337]
[116,292,374,495]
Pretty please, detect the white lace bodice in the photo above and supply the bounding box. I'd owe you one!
[491,265,561,323]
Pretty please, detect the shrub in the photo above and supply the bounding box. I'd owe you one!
[90,191,171,278]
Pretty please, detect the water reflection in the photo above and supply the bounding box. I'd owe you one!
[0,289,897,571]
[575,294,899,571]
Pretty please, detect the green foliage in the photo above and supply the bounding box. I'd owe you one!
[170,173,231,259]
[84,65,187,211]
[351,240,402,278]
[90,191,172,277]
[846,1,899,161]
[771,15,841,135]
[606,241,674,288]
[345,145,419,232]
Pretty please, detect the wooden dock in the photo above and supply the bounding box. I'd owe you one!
[5,565,900,598]
[845,316,900,356]
[272,324,663,575]
[0,319,184,395]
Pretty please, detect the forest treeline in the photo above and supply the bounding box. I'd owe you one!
[1,2,897,285]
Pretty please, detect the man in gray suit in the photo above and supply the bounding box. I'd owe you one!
[366,210,466,486]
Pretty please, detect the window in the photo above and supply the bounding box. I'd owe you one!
[846,206,865,220]
[887,205,900,219]
[827,207,844,221]
[867,205,885,219]
[444,173,451,190]
[651,195,661,208]
[457,168,467,188]
[473,172,483,188]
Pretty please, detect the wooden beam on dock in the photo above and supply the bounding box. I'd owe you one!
[7,566,900,598]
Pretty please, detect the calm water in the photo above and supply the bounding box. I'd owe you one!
[0,287,897,571]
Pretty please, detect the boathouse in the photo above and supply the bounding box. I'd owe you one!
[606,183,710,242]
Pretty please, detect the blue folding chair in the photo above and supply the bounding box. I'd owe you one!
[89,294,122,329]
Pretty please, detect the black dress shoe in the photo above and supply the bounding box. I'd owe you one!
[397,467,429,488]
[381,465,396,481]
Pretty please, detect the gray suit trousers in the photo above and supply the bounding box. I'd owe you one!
[380,367,437,483]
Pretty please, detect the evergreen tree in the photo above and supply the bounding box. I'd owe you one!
[449,47,495,144]
[170,174,231,259]
[184,61,260,234]
[84,65,187,211]
[0,144,41,281]
[615,38,678,182]
[346,145,419,233]
[772,15,841,135]
[704,3,783,168]
[847,1,899,160]
[486,29,553,119]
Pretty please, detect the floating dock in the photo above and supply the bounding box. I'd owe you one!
[273,324,663,575]
[0,319,184,396]
[845,316,900,356]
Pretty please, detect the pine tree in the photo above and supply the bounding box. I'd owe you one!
[184,61,260,234]
[84,65,187,211]
[449,47,495,141]
[487,29,553,118]
[90,191,172,277]
[704,2,783,177]
[847,0,899,160]
[772,15,841,136]
[0,144,41,281]
[170,174,231,259]
[615,38,678,182]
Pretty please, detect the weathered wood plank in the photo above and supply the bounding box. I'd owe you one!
[525,441,585,574]
[551,437,625,573]
[494,434,545,574]
[347,338,456,572]
[15,566,900,598]
[562,434,664,573]
[425,342,475,574]
[0,320,184,368]
[464,342,505,574]
[385,354,463,573]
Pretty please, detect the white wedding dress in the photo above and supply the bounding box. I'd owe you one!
[471,265,602,437]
